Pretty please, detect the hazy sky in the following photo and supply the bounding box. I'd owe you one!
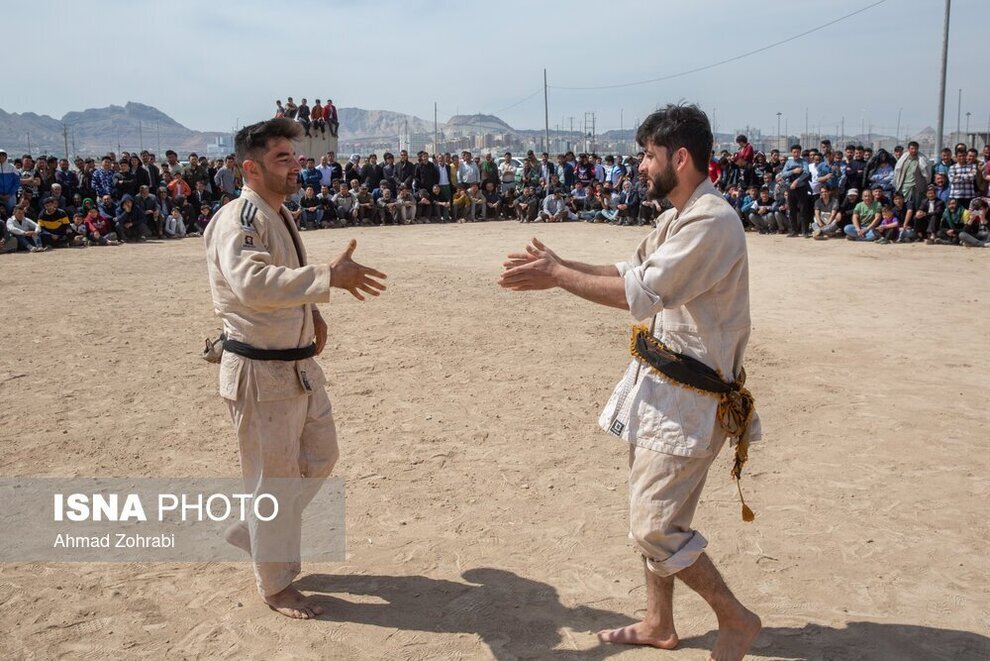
[5,0,987,138]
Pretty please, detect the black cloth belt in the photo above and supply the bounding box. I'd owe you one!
[222,338,317,361]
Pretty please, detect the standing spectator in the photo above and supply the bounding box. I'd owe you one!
[54,159,79,200]
[316,155,336,189]
[557,153,575,187]
[779,144,812,236]
[480,153,499,189]
[458,151,481,187]
[932,148,954,179]
[947,149,977,209]
[167,171,191,199]
[5,205,46,251]
[499,153,517,195]
[893,141,930,210]
[114,158,138,199]
[91,156,115,199]
[0,149,19,214]
[413,151,438,193]
[214,155,239,197]
[360,154,384,189]
[394,150,415,190]
[183,153,210,192]
[731,134,755,187]
[324,99,339,137]
[137,151,162,190]
[299,157,322,191]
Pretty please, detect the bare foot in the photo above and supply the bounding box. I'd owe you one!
[708,608,761,661]
[597,622,679,649]
[264,586,324,620]
[224,522,251,555]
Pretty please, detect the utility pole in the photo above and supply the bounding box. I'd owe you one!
[935,0,951,155]
[620,108,623,133]
[156,120,161,155]
[956,88,962,137]
[543,68,550,159]
[71,127,76,156]
[896,108,902,143]
[841,116,845,144]
[139,121,144,151]
[434,102,438,154]
[26,131,31,154]
[62,124,69,160]
[965,111,971,136]
[776,113,781,152]
[805,106,809,141]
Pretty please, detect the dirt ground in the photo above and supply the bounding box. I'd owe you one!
[1,221,987,660]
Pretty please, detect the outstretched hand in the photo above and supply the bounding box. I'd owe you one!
[498,237,561,291]
[330,239,388,301]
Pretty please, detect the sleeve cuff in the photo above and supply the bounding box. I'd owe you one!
[623,267,662,321]
[615,261,632,276]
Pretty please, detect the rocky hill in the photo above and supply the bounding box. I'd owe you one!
[0,102,228,156]
[337,107,433,140]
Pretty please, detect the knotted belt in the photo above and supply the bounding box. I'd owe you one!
[630,324,756,521]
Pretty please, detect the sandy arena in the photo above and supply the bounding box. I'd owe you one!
[1,222,987,660]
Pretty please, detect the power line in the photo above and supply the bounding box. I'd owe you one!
[490,88,543,115]
[550,0,887,91]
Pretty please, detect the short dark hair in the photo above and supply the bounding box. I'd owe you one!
[234,118,303,165]
[736,134,748,143]
[790,144,802,152]
[908,141,919,149]
[635,103,712,176]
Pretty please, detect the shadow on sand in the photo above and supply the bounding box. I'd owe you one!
[297,570,989,660]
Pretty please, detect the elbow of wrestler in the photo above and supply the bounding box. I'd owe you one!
[623,270,663,321]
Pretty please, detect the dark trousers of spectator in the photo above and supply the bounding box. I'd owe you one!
[147,214,162,238]
[312,118,326,135]
[298,117,312,137]
[329,120,339,137]
[638,204,656,225]
[117,219,148,242]
[12,235,42,251]
[959,230,989,246]
[786,186,812,235]
[40,229,70,247]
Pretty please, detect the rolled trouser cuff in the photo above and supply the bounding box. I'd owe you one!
[641,531,708,577]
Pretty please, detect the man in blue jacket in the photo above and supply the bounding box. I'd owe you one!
[0,149,20,215]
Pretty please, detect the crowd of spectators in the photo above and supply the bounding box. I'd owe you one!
[4,132,989,255]
[0,147,242,253]
[284,149,664,228]
[712,135,990,247]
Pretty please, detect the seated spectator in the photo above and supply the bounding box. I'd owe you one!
[5,205,46,252]
[483,181,502,219]
[430,184,451,223]
[136,185,162,238]
[311,100,325,136]
[416,186,434,223]
[466,183,485,221]
[748,187,776,234]
[83,206,119,245]
[843,188,882,241]
[296,98,312,137]
[376,187,398,225]
[615,180,641,226]
[512,186,538,223]
[811,186,841,239]
[900,184,941,242]
[538,189,574,223]
[874,205,901,244]
[355,185,375,225]
[37,196,79,247]
[452,185,471,222]
[115,195,148,243]
[927,197,967,244]
[298,186,322,230]
[394,185,416,225]
[195,204,213,234]
[332,182,356,226]
[164,206,187,239]
[959,199,989,247]
[167,172,191,199]
[324,99,339,137]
